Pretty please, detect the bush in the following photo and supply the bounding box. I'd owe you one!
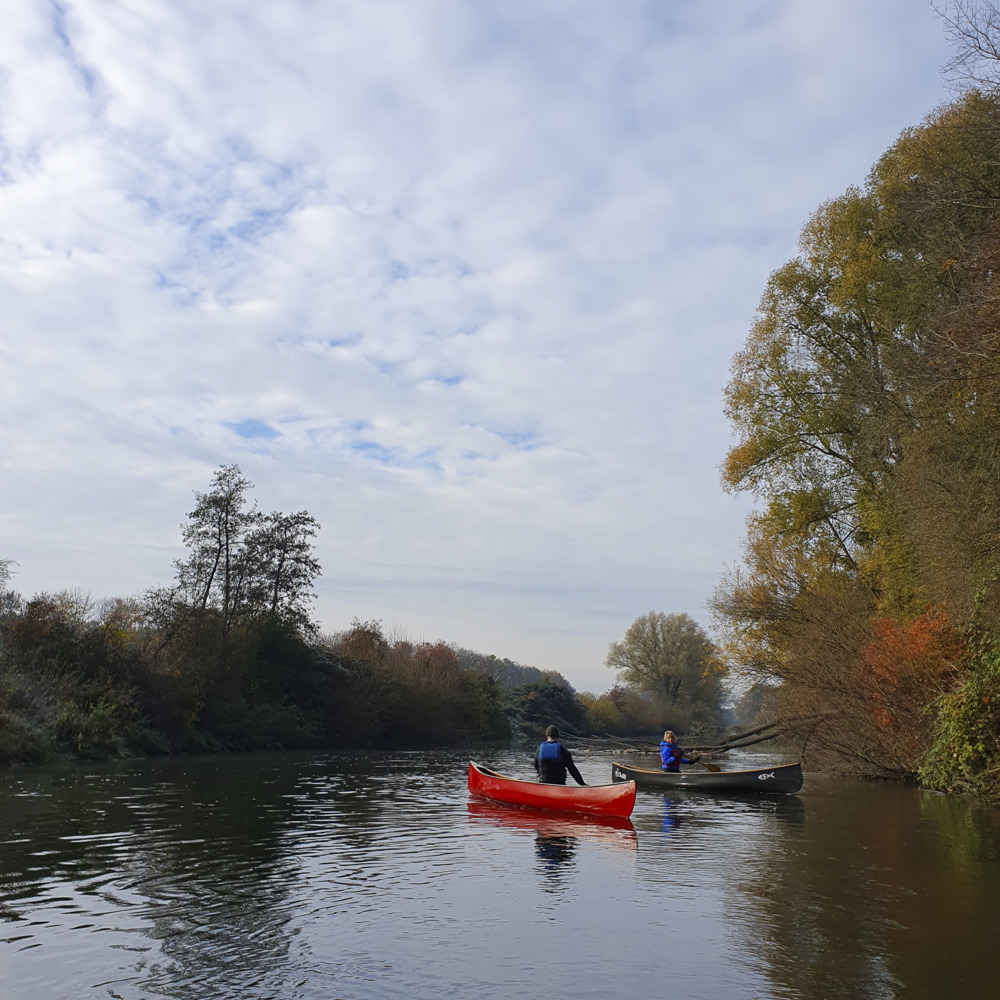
[54,698,124,759]
[0,709,48,763]
[920,635,1000,799]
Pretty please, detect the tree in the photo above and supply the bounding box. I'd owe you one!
[605,612,725,726]
[175,465,260,631]
[715,88,1000,783]
[723,92,1000,591]
[174,465,321,630]
[244,510,322,625]
[0,558,20,617]
[936,1,1000,90]
[505,677,586,736]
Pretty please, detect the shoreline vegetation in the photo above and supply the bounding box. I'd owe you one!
[0,467,726,768]
[713,66,1000,800]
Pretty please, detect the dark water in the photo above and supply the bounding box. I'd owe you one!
[1,747,998,1000]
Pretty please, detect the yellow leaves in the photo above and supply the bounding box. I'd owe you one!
[721,436,783,493]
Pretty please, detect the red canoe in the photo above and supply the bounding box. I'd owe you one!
[467,761,636,818]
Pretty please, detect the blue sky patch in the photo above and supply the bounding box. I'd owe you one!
[349,439,396,464]
[491,428,537,450]
[227,419,280,440]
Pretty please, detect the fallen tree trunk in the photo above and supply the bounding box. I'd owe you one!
[685,710,840,754]
[571,711,841,757]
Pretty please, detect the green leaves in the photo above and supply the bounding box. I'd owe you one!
[605,612,724,726]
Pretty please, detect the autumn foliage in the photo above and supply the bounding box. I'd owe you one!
[713,89,1000,796]
[855,611,959,770]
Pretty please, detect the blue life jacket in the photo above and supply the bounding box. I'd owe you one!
[538,740,562,761]
[660,740,681,771]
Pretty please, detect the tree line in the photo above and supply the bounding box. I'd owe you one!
[0,466,725,765]
[713,5,1000,798]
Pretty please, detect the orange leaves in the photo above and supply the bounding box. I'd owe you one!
[861,610,958,685]
[337,618,390,667]
[858,609,960,751]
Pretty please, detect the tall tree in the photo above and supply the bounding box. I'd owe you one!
[175,465,260,630]
[715,89,1000,783]
[936,1,1000,89]
[605,612,724,726]
[0,558,19,616]
[174,465,321,630]
[244,510,322,623]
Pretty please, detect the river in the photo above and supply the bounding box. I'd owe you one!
[1,747,998,1000]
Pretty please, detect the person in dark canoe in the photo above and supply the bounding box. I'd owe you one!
[533,726,586,785]
[659,730,699,773]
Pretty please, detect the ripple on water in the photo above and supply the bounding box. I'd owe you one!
[2,751,999,1000]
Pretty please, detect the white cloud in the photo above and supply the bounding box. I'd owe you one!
[0,0,952,690]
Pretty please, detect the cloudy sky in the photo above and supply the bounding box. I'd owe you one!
[2,1,953,692]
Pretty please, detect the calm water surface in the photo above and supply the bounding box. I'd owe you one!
[1,747,998,1000]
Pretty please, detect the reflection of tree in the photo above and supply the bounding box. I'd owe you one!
[721,779,1000,999]
[716,784,894,999]
[134,751,458,996]
[4,749,498,998]
[0,753,361,998]
[121,759,302,998]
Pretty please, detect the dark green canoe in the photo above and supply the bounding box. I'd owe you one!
[611,760,803,794]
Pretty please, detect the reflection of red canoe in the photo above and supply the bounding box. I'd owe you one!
[468,761,636,818]
[467,799,637,847]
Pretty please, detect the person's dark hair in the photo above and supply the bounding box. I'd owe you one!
[545,725,559,739]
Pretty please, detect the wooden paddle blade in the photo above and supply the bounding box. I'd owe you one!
[700,761,721,772]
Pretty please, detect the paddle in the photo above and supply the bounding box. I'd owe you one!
[675,747,721,772]
[692,757,721,773]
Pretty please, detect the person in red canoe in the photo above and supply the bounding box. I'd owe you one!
[659,730,699,773]
[533,725,586,785]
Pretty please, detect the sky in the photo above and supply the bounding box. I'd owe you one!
[1,0,955,693]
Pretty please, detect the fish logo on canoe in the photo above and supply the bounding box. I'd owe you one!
[758,772,776,781]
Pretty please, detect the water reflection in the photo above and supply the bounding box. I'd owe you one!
[534,834,577,890]
[2,751,999,1000]
[466,799,636,848]
[466,799,635,894]
[661,795,683,835]
[648,786,805,840]
[713,775,1000,1000]
[719,789,806,827]
[0,757,313,999]
[2,751,486,999]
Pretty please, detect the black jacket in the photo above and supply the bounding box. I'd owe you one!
[533,740,585,785]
